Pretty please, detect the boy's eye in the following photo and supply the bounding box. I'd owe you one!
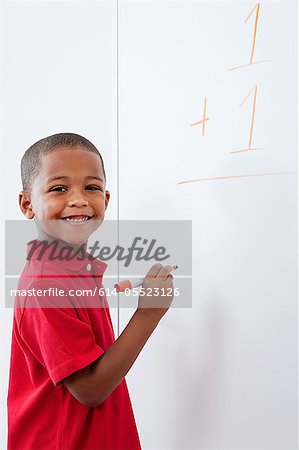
[49,186,67,192]
[86,185,102,191]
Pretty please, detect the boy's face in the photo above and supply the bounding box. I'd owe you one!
[19,147,110,248]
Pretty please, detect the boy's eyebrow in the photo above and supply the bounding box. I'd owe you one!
[47,176,104,183]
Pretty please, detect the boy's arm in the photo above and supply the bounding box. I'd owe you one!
[63,264,174,408]
[64,309,161,407]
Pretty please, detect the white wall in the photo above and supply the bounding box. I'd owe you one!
[1,1,297,449]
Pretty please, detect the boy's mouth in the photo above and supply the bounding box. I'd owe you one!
[60,215,94,223]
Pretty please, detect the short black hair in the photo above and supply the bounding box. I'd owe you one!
[21,132,106,192]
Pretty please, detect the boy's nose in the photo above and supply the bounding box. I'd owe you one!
[67,194,89,208]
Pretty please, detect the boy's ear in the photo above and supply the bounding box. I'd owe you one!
[19,191,35,219]
[105,190,110,210]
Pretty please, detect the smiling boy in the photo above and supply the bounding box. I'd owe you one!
[7,133,175,450]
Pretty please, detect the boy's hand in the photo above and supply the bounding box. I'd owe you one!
[137,263,174,322]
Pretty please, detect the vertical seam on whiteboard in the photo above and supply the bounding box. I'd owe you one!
[116,0,120,338]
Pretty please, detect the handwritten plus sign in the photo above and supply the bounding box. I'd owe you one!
[190,97,209,136]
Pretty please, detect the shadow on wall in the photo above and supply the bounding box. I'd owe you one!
[172,294,229,449]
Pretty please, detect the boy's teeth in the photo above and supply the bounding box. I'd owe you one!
[63,216,89,222]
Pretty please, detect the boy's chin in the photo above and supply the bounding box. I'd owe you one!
[40,231,90,249]
[36,220,102,249]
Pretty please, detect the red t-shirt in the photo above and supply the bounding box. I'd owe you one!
[8,241,141,450]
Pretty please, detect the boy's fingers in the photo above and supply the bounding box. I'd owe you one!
[156,265,175,281]
[145,264,175,281]
[145,263,163,280]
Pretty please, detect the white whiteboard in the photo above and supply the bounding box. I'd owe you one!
[119,1,297,448]
[1,1,297,449]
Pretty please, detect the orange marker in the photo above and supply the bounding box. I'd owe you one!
[114,265,178,293]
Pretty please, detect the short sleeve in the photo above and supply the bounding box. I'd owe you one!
[17,287,104,386]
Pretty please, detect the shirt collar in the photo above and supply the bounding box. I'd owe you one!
[26,239,107,275]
